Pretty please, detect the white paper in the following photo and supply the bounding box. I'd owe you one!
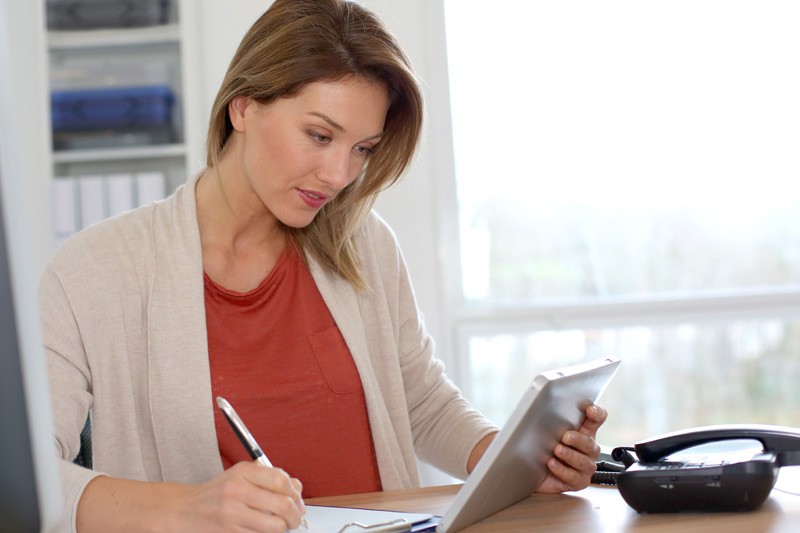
[291,505,434,532]
[291,516,326,533]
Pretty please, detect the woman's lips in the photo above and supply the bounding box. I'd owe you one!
[297,188,329,209]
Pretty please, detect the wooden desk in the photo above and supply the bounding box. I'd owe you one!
[308,467,800,532]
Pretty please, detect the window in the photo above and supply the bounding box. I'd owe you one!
[443,0,800,446]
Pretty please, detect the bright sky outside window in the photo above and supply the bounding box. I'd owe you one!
[445,0,800,304]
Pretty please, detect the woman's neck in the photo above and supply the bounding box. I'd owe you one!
[195,166,287,292]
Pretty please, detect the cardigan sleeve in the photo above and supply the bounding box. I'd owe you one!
[39,261,103,533]
[364,214,498,479]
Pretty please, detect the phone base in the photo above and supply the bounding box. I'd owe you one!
[617,452,780,513]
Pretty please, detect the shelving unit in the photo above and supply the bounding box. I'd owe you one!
[52,143,186,164]
[47,22,181,49]
[43,0,200,249]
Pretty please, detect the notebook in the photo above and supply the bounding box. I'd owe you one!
[437,356,621,532]
[292,505,439,532]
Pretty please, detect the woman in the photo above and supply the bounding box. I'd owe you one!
[41,1,607,531]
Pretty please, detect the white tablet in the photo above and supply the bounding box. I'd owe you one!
[437,356,621,533]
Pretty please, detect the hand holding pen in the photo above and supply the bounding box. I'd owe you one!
[217,396,308,530]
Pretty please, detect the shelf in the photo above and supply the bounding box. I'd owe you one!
[48,24,180,50]
[52,143,186,164]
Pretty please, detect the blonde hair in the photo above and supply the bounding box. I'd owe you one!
[206,0,423,289]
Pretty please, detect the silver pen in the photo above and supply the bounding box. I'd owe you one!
[217,396,273,467]
[216,396,308,528]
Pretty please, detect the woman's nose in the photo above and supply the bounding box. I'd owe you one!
[318,148,357,191]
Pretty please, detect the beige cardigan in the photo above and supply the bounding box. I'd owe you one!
[40,173,496,532]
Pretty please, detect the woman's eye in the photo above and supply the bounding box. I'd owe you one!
[309,131,330,144]
[354,145,375,156]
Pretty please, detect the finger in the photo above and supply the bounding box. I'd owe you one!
[555,441,598,476]
[291,477,303,495]
[577,404,607,436]
[246,490,305,530]
[548,441,599,492]
[291,477,306,514]
[236,463,305,527]
[231,480,303,531]
[255,467,306,521]
[242,463,301,498]
[546,455,594,492]
[586,404,608,423]
[562,431,601,460]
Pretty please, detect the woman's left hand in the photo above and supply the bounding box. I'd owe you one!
[535,404,608,493]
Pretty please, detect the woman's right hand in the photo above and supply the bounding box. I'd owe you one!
[175,461,306,532]
[76,461,305,532]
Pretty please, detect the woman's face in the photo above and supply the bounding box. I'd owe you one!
[229,76,390,228]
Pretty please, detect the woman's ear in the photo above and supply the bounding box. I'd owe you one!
[228,96,250,132]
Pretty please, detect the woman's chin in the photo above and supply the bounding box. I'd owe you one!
[279,213,319,230]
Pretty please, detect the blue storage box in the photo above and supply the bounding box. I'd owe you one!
[51,84,175,133]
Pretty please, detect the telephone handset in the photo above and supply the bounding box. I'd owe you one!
[614,424,800,513]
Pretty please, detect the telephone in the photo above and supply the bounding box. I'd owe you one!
[612,424,800,513]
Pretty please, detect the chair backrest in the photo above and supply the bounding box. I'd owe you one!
[73,416,92,469]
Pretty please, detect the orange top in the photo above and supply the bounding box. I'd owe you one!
[205,243,382,497]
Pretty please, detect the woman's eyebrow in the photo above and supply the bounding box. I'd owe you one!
[308,111,344,132]
[308,111,384,140]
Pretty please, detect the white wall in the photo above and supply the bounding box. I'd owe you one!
[179,0,265,171]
